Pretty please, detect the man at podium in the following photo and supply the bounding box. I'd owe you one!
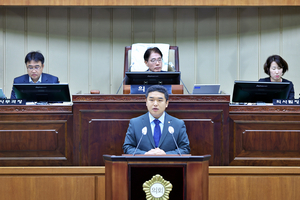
[123,85,190,155]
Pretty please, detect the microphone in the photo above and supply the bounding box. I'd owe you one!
[116,65,133,94]
[133,126,147,156]
[168,126,182,156]
[169,62,191,94]
[116,76,126,94]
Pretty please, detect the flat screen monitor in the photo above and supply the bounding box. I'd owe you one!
[125,72,180,85]
[13,83,71,102]
[232,81,290,103]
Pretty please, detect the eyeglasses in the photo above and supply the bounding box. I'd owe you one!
[149,58,162,63]
[27,66,41,71]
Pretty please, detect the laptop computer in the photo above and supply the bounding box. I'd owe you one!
[0,88,6,99]
[192,84,220,94]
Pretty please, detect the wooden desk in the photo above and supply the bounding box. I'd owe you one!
[1,101,300,167]
[0,105,73,166]
[229,105,300,166]
[73,94,230,166]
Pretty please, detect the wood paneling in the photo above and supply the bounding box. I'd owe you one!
[229,105,300,166]
[0,167,105,200]
[209,166,300,200]
[0,105,73,166]
[2,0,300,6]
[73,94,230,166]
[1,166,300,200]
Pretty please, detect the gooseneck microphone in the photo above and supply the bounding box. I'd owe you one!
[116,76,126,94]
[116,65,133,94]
[169,62,190,94]
[133,126,147,156]
[168,126,182,156]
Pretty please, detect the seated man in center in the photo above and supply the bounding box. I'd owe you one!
[144,47,166,72]
[123,85,190,155]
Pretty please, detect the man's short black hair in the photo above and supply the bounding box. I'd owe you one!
[25,51,45,64]
[144,47,163,62]
[145,85,169,101]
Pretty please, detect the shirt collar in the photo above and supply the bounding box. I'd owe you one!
[29,74,42,83]
[149,112,165,124]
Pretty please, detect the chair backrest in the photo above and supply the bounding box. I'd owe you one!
[123,46,179,77]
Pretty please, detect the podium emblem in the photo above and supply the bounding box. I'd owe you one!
[143,174,173,199]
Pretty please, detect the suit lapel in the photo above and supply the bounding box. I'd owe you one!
[41,73,47,82]
[23,74,30,83]
[143,113,156,148]
[158,113,172,147]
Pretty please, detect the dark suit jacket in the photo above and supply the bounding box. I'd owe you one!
[10,73,59,99]
[122,112,190,155]
[258,77,295,99]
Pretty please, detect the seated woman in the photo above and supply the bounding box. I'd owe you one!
[259,55,294,99]
[144,47,166,72]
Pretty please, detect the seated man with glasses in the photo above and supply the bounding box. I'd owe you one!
[144,47,166,72]
[10,51,59,99]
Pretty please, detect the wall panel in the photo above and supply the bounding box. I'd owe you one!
[133,8,153,43]
[1,7,300,98]
[259,7,281,79]
[48,8,69,84]
[176,8,196,93]
[69,8,90,95]
[27,7,47,62]
[282,7,300,99]
[154,8,175,44]
[4,8,26,98]
[112,9,132,94]
[219,8,238,95]
[197,8,217,84]
[91,8,112,94]
[239,8,259,81]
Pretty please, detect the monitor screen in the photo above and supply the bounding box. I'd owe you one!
[125,72,180,85]
[13,83,71,102]
[232,81,290,103]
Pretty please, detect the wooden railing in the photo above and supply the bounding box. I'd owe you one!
[1,0,300,6]
[0,166,299,200]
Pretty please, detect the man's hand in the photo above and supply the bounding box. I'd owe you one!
[145,148,166,155]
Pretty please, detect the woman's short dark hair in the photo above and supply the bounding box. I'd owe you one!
[144,47,163,62]
[145,85,169,101]
[25,51,45,64]
[263,55,288,76]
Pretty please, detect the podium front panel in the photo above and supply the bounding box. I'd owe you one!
[129,164,186,199]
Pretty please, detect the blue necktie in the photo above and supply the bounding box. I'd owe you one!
[153,119,161,147]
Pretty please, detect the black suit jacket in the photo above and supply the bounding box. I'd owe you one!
[258,77,295,99]
[122,112,190,155]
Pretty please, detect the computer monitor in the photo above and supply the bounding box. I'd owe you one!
[13,83,71,103]
[125,72,181,85]
[232,81,290,103]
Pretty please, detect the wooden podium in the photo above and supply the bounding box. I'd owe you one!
[103,155,210,200]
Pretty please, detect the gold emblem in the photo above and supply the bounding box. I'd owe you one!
[143,174,173,200]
